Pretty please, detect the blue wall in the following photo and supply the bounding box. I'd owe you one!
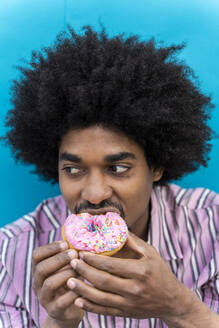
[1,0,219,226]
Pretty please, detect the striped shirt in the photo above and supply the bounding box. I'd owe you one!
[0,183,219,327]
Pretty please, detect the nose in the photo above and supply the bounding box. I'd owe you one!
[81,169,112,204]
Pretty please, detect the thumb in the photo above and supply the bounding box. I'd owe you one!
[126,231,148,256]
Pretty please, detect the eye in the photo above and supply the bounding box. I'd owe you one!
[62,166,82,175]
[108,165,129,174]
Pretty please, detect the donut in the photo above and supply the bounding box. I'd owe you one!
[62,212,128,256]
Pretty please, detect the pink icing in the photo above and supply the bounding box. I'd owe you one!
[63,212,128,253]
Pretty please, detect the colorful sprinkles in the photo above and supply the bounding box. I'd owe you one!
[63,212,128,253]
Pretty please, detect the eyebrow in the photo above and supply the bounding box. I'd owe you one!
[103,152,136,162]
[59,152,81,163]
[59,151,136,163]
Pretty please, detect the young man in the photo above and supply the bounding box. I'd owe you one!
[0,26,218,328]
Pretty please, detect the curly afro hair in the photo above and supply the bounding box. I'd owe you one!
[3,26,214,185]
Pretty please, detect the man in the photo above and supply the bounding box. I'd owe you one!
[0,26,218,327]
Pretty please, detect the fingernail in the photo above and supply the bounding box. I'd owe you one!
[80,251,90,259]
[68,279,76,289]
[71,259,77,269]
[67,249,77,259]
[75,298,83,308]
[59,241,68,250]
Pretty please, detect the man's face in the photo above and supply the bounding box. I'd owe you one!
[58,126,162,239]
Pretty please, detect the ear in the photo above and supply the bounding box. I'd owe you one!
[152,168,164,182]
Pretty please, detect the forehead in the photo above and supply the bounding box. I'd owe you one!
[59,126,143,157]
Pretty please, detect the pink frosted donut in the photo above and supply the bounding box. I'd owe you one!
[62,212,128,256]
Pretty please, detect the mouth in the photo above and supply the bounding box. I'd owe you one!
[80,208,121,216]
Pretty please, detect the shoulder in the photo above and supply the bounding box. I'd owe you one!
[153,184,219,236]
[0,196,66,326]
[154,183,219,210]
[152,183,219,257]
[0,195,67,282]
[152,184,219,288]
[154,184,219,261]
[0,195,67,242]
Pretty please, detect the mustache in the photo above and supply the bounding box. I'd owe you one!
[74,200,125,218]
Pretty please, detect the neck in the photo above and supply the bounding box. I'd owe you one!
[131,202,151,242]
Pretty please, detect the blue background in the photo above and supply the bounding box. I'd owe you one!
[0,0,219,227]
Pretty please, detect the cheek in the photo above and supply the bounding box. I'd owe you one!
[126,172,153,201]
[123,174,153,213]
[59,177,80,207]
[59,175,68,197]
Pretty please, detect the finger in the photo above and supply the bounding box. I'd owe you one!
[48,290,79,317]
[78,252,143,279]
[38,266,77,304]
[32,241,68,272]
[67,278,124,308]
[55,290,78,310]
[33,249,78,290]
[70,259,128,294]
[56,264,73,273]
[75,297,123,317]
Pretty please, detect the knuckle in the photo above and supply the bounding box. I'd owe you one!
[131,282,142,297]
[56,251,70,264]
[32,242,62,264]
[138,245,147,255]
[137,263,149,280]
[35,262,45,278]
[102,307,111,316]
[140,264,149,278]
[54,298,65,311]
[46,303,56,317]
[99,294,108,306]
[103,262,114,272]
[32,248,40,263]
[38,292,47,308]
[98,275,109,288]
[43,278,54,291]
[82,299,93,312]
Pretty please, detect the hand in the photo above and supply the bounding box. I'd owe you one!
[66,232,190,320]
[32,241,84,327]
